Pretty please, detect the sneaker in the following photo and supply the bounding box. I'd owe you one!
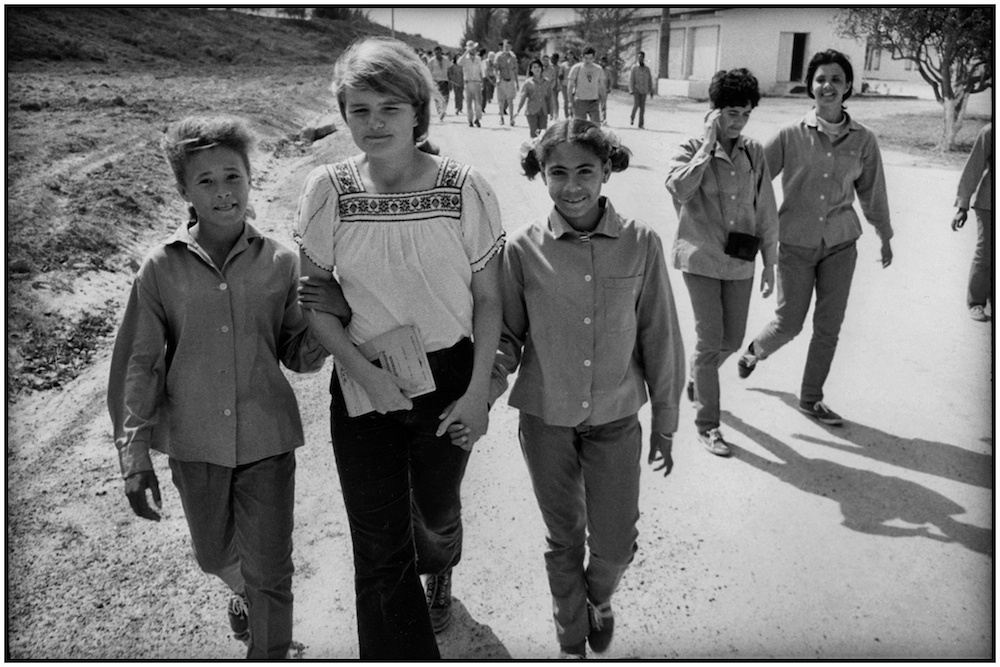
[474,119,481,128]
[511,117,515,126]
[587,600,614,653]
[468,121,474,127]
[630,117,635,126]
[970,305,988,321]
[228,592,250,644]
[737,342,758,378]
[559,640,587,659]
[425,569,453,633]
[500,117,505,125]
[686,380,695,403]
[798,400,844,426]
[699,428,732,457]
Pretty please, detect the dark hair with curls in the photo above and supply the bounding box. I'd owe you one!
[709,68,761,109]
[805,49,854,101]
[521,119,631,180]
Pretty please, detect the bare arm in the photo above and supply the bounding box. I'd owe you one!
[299,250,419,413]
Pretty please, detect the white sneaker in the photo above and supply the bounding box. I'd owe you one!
[969,305,988,321]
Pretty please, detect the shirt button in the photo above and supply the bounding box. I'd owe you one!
[219,283,228,291]
[729,220,735,226]
[827,152,832,157]
[584,275,592,282]
[223,409,232,416]
[584,359,592,367]
[221,326,229,333]
[730,194,736,200]
[730,170,736,176]
[582,401,590,409]
[584,317,592,324]
[824,173,830,178]
[819,216,825,221]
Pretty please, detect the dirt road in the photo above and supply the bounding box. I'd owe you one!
[7,93,992,659]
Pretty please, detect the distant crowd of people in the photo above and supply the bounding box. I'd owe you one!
[415,41,656,137]
[108,33,989,661]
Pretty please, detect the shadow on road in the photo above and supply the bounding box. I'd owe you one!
[721,409,993,557]
[747,388,993,490]
[436,598,512,659]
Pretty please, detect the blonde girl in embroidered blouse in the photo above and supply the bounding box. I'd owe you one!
[295,37,504,659]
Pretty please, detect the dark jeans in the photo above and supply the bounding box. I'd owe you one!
[968,208,993,307]
[682,272,753,432]
[518,412,641,647]
[753,240,857,404]
[630,92,647,127]
[170,452,296,659]
[435,80,450,117]
[330,338,474,660]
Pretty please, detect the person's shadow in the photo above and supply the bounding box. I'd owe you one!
[720,409,992,556]
[747,388,993,490]
[436,598,513,658]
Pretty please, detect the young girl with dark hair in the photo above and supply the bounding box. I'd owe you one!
[490,119,685,658]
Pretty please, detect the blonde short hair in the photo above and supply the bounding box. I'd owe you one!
[160,115,254,186]
[331,37,437,144]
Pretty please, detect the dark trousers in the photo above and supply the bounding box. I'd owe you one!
[518,412,641,647]
[170,452,296,659]
[683,272,754,432]
[753,240,857,404]
[435,80,450,117]
[968,208,993,307]
[330,338,474,660]
[630,92,647,127]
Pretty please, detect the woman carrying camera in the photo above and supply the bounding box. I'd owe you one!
[665,68,778,456]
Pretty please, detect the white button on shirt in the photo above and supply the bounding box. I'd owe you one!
[220,283,228,290]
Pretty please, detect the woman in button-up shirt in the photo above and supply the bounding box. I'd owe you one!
[666,68,778,457]
[738,49,893,426]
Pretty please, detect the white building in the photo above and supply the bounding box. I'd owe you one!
[536,6,991,115]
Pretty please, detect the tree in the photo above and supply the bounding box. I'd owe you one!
[462,8,501,52]
[657,8,671,94]
[501,7,542,62]
[836,7,992,151]
[572,8,642,89]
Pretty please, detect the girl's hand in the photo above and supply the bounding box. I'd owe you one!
[702,109,721,148]
[880,238,893,268]
[952,209,968,231]
[436,391,489,450]
[359,367,420,414]
[443,420,473,449]
[760,265,775,298]
[298,275,352,325]
[647,432,674,477]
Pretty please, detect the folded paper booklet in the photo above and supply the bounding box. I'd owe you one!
[337,325,436,417]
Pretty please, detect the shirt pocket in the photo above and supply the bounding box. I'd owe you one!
[602,276,642,336]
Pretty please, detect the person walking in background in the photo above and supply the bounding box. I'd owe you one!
[296,37,504,658]
[628,51,654,129]
[541,54,557,119]
[549,53,563,120]
[598,55,610,125]
[951,122,992,322]
[108,115,330,659]
[568,46,606,124]
[666,69,778,456]
[559,51,578,120]
[490,119,684,659]
[448,53,464,115]
[427,45,451,121]
[459,40,484,127]
[514,58,552,138]
[495,39,519,126]
[481,48,496,112]
[738,49,894,426]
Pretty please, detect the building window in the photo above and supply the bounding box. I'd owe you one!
[865,42,882,71]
